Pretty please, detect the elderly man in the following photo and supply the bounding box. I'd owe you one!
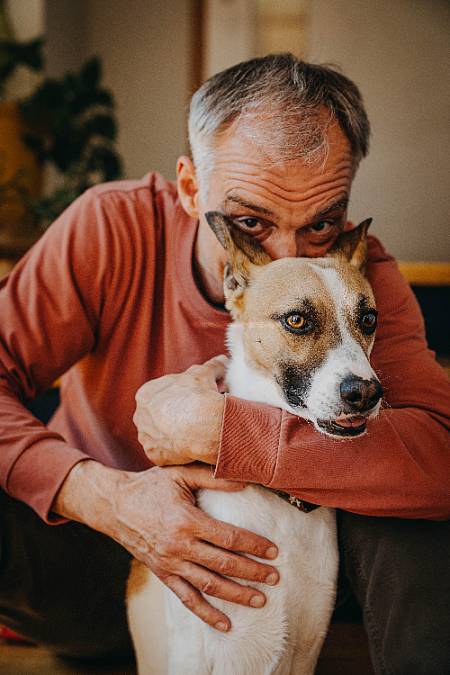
[0,54,449,673]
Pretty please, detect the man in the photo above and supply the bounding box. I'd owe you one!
[0,54,449,673]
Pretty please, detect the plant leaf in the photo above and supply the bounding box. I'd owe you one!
[80,57,101,89]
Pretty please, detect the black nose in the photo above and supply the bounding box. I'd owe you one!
[340,376,383,412]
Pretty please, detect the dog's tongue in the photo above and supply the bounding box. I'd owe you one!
[334,415,366,428]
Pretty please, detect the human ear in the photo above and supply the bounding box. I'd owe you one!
[176,155,199,218]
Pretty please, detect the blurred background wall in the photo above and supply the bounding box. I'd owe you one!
[9,0,449,261]
[308,0,450,262]
[44,0,195,185]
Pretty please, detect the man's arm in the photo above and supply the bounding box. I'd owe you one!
[215,252,450,519]
[0,188,279,630]
[53,459,280,632]
[139,249,450,519]
[0,189,105,518]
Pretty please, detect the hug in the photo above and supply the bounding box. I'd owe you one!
[0,53,449,675]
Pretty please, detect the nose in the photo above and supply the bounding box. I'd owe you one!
[340,376,383,412]
[265,232,298,259]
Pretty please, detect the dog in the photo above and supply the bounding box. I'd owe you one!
[127,212,382,675]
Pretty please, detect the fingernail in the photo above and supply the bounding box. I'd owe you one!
[215,622,229,632]
[249,595,265,608]
[265,546,278,559]
[265,572,279,586]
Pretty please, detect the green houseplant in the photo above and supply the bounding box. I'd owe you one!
[0,1,122,248]
[20,56,123,229]
[0,0,44,244]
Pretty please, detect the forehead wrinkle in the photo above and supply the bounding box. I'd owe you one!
[216,158,353,198]
[219,179,351,222]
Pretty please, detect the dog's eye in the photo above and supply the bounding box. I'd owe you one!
[283,313,312,334]
[360,311,378,334]
[287,314,305,329]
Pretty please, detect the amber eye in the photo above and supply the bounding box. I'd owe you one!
[361,311,378,335]
[281,313,313,335]
[286,314,305,329]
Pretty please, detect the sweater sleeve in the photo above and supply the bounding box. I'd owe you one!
[0,188,116,523]
[215,239,450,520]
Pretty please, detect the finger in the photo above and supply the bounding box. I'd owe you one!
[179,561,267,609]
[178,464,246,492]
[188,355,229,385]
[163,574,231,632]
[143,445,192,466]
[185,541,279,586]
[193,509,279,561]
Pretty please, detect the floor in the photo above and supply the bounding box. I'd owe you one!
[0,623,374,674]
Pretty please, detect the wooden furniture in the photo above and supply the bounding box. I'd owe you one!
[398,261,450,286]
[399,261,450,376]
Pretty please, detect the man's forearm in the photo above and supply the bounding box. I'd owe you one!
[216,397,450,519]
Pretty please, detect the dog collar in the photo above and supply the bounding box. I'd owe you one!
[270,488,319,513]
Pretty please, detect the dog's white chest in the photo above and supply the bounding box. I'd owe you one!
[194,488,337,675]
[128,485,337,675]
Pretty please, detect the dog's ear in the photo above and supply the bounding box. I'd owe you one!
[328,218,372,272]
[205,211,271,312]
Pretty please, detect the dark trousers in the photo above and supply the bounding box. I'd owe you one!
[337,511,450,675]
[1,490,449,674]
[0,490,133,661]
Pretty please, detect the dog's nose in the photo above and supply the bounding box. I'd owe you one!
[340,376,383,412]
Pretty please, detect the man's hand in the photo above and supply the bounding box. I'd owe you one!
[133,355,227,466]
[53,460,279,632]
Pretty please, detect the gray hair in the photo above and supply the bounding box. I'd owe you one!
[189,53,370,189]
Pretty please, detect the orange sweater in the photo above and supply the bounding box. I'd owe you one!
[0,173,449,523]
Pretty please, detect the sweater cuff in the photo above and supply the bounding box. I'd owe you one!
[5,440,91,524]
[214,394,281,484]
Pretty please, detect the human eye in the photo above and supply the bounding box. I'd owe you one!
[234,216,271,240]
[309,220,336,234]
[236,217,264,230]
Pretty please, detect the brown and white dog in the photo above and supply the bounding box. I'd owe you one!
[127,213,382,675]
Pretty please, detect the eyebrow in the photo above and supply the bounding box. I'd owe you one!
[314,197,349,219]
[222,191,349,221]
[221,193,275,217]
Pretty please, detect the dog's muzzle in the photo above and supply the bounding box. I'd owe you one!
[339,376,383,413]
[317,376,383,437]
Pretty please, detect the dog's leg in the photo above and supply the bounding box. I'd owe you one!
[288,640,327,675]
[164,591,211,675]
[287,578,337,675]
[127,562,168,675]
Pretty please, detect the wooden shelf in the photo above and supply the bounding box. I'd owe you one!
[398,262,450,286]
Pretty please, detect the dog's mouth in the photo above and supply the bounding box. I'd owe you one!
[317,414,368,437]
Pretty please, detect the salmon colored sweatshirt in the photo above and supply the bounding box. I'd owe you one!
[0,173,449,523]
